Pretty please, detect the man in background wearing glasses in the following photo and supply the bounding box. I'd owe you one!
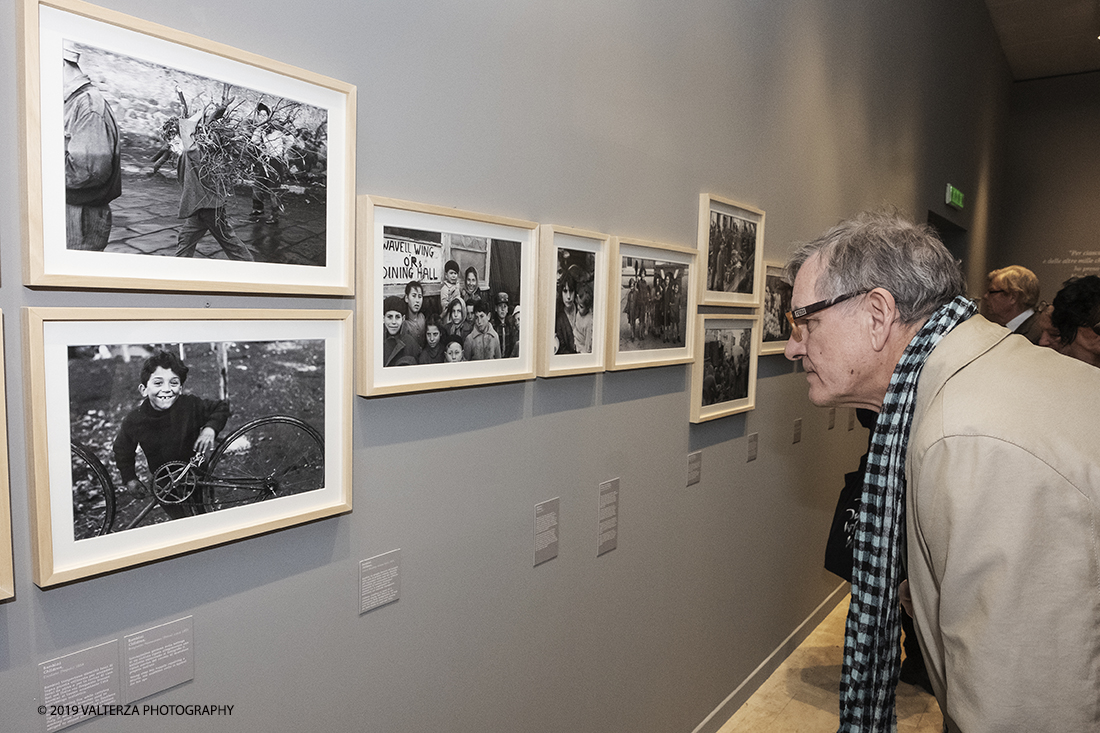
[783,211,1100,733]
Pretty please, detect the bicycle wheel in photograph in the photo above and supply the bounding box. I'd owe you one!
[71,442,115,539]
[203,416,325,512]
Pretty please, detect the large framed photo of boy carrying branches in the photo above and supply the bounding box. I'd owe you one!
[24,307,353,587]
[357,196,539,396]
[20,0,356,295]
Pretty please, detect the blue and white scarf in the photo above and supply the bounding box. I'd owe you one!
[838,295,976,732]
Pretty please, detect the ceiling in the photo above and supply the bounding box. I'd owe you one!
[984,0,1100,80]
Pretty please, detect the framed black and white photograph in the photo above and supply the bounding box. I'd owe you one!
[24,308,353,587]
[690,313,759,423]
[357,196,538,396]
[697,194,765,306]
[22,0,355,294]
[760,261,793,355]
[537,225,609,377]
[606,236,696,371]
[0,313,12,602]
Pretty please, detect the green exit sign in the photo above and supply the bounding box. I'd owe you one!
[945,184,964,210]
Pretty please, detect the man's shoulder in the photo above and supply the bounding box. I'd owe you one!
[913,315,1100,461]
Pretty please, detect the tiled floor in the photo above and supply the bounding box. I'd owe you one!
[717,595,944,732]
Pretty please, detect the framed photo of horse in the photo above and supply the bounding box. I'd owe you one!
[24,307,353,587]
[606,236,697,371]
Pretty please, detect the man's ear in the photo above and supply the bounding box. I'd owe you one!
[864,287,899,352]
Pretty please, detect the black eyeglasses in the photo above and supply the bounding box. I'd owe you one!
[785,290,869,342]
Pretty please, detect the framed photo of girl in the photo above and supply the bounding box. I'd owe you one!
[357,196,539,396]
[697,194,765,306]
[537,225,610,377]
[20,0,356,295]
[0,313,13,601]
[23,307,353,587]
[690,313,760,423]
[606,236,697,371]
[759,261,794,355]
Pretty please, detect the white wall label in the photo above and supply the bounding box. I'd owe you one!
[39,640,120,732]
[534,499,560,566]
[124,616,194,704]
[687,451,702,486]
[360,549,402,614]
[598,479,620,556]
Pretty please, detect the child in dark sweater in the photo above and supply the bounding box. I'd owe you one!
[112,350,230,519]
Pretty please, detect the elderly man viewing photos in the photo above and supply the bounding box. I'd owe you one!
[782,210,1100,733]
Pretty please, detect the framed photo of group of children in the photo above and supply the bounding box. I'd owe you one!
[357,196,539,397]
[689,195,767,423]
[21,0,356,295]
[24,308,353,587]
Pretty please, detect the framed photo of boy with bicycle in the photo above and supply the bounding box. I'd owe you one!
[24,307,353,587]
[21,0,355,295]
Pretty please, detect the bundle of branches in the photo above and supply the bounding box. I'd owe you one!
[191,110,252,201]
[190,98,308,203]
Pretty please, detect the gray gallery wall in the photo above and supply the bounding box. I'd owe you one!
[997,70,1100,294]
[0,1,1010,732]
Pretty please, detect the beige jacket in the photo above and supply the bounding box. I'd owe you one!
[906,315,1100,732]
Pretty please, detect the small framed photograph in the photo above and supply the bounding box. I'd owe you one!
[0,313,13,601]
[24,307,353,587]
[697,194,765,306]
[537,225,610,377]
[606,236,696,371]
[759,261,793,355]
[357,196,538,396]
[21,0,355,294]
[691,313,759,423]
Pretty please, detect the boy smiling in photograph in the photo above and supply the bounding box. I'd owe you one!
[112,350,230,519]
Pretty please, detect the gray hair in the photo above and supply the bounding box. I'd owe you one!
[785,210,966,325]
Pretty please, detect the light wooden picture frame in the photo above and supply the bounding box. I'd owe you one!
[536,225,610,377]
[0,313,13,602]
[21,0,356,294]
[606,236,697,371]
[759,261,793,355]
[697,194,765,306]
[24,307,353,587]
[690,313,759,423]
[357,196,539,396]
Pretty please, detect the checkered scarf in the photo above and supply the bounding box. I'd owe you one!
[838,295,976,732]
